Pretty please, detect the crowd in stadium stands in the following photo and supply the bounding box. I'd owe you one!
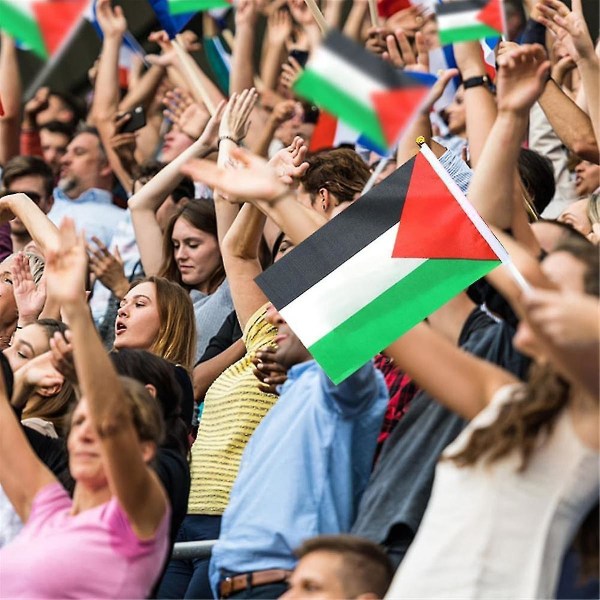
[0,0,598,598]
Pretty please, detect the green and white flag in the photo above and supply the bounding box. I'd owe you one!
[435,0,505,46]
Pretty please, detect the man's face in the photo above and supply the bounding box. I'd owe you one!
[5,174,53,235]
[265,304,311,368]
[281,551,348,600]
[40,129,70,177]
[58,132,108,198]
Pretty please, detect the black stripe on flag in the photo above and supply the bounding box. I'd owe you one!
[324,30,427,91]
[435,0,488,16]
[255,156,416,309]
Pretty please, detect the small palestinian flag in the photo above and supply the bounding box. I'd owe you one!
[436,0,505,46]
[0,0,87,59]
[293,30,436,152]
[167,0,232,15]
[309,112,361,153]
[256,145,507,384]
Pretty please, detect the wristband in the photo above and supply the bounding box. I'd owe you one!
[218,135,242,146]
[462,75,492,90]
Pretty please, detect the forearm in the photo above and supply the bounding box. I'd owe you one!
[397,112,431,166]
[90,35,123,121]
[254,194,326,246]
[343,1,368,41]
[230,24,256,94]
[576,57,600,146]
[222,203,266,261]
[251,118,279,158]
[119,64,166,113]
[5,195,60,255]
[260,43,286,92]
[467,111,528,230]
[0,33,21,163]
[539,79,599,162]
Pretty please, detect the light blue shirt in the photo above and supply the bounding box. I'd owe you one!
[48,188,125,248]
[209,360,388,594]
[438,148,473,194]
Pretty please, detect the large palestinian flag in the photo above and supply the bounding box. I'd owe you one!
[256,145,507,383]
[435,0,505,46]
[0,0,87,59]
[293,30,436,152]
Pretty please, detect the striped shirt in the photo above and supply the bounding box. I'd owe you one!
[187,305,278,515]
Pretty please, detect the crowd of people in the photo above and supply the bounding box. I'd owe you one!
[0,0,598,598]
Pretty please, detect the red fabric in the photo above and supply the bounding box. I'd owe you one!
[20,129,44,158]
[477,0,505,35]
[371,88,429,147]
[309,111,338,153]
[31,0,88,56]
[377,0,413,19]
[393,152,499,260]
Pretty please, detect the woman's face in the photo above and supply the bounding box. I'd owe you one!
[0,257,18,329]
[444,86,466,136]
[172,217,221,290]
[68,398,107,488]
[114,282,161,350]
[3,323,51,372]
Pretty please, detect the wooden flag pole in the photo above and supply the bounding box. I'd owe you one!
[303,0,328,34]
[367,0,380,27]
[172,36,216,116]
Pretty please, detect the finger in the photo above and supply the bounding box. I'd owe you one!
[114,246,122,264]
[385,35,403,66]
[414,31,429,69]
[396,30,416,65]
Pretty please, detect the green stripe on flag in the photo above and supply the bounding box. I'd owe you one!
[308,258,500,383]
[168,0,230,15]
[294,69,387,150]
[0,0,47,58]
[439,24,500,46]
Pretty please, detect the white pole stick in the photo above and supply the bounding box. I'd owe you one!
[303,0,328,34]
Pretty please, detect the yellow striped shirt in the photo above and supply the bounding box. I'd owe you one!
[188,305,278,515]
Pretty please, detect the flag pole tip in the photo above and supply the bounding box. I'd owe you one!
[416,136,426,147]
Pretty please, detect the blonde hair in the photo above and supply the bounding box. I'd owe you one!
[128,276,196,371]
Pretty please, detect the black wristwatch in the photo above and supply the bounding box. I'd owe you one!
[463,75,492,90]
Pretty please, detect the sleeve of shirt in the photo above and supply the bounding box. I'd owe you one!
[438,149,473,194]
[320,362,387,417]
[26,483,71,528]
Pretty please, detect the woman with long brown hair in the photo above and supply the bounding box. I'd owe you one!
[383,238,599,599]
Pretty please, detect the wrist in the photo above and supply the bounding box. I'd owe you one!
[16,315,37,328]
[459,65,486,80]
[111,278,130,300]
[22,115,38,131]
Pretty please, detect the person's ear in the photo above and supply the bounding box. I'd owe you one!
[140,440,157,464]
[319,187,330,212]
[99,162,113,178]
[144,383,157,399]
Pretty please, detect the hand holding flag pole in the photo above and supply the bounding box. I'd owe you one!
[303,0,328,34]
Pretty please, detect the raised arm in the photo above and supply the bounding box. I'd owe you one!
[46,218,166,538]
[230,0,259,94]
[0,193,60,255]
[128,102,224,275]
[0,358,56,523]
[0,33,21,164]
[467,44,550,231]
[261,10,292,92]
[538,0,599,148]
[385,321,519,420]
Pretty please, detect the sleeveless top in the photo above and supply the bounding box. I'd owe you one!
[386,384,600,599]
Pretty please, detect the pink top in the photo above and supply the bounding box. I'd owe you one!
[0,483,170,599]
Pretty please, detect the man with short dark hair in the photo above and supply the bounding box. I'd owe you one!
[1,156,55,252]
[39,121,73,178]
[47,126,123,249]
[281,535,394,600]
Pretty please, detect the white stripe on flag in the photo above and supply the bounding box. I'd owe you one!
[436,9,480,29]
[280,226,426,348]
[308,45,387,108]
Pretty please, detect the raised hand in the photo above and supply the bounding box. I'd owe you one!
[164,88,211,140]
[45,218,88,307]
[268,135,309,185]
[87,237,129,300]
[496,44,551,116]
[23,87,50,130]
[18,351,64,395]
[537,0,595,63]
[95,0,127,39]
[110,113,138,172]
[280,57,304,90]
[198,100,226,149]
[384,30,428,72]
[181,146,290,203]
[219,88,258,143]
[268,8,293,46]
[49,330,77,384]
[11,253,46,326]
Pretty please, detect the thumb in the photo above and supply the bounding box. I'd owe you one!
[114,246,122,264]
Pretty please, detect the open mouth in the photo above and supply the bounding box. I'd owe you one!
[115,321,127,335]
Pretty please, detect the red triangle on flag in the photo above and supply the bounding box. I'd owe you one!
[371,87,429,147]
[392,152,498,260]
[32,0,88,57]
[309,111,338,153]
[477,0,505,35]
